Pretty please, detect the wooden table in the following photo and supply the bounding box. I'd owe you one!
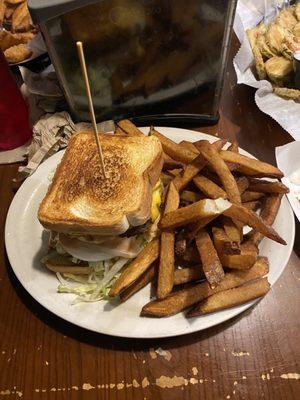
[0,38,299,400]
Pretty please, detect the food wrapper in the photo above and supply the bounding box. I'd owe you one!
[14,112,114,181]
[233,0,300,140]
[276,141,300,221]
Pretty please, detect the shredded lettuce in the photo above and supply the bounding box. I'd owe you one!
[56,257,129,304]
[53,198,162,305]
[48,169,55,182]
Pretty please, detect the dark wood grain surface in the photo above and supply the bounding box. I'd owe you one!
[0,38,299,400]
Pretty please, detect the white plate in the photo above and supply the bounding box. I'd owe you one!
[5,127,295,338]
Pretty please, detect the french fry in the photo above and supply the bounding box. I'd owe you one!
[236,176,249,194]
[227,141,239,153]
[172,139,226,192]
[151,127,197,164]
[196,141,241,204]
[157,183,180,299]
[179,140,199,154]
[109,239,159,297]
[168,168,182,177]
[160,172,173,186]
[162,153,184,171]
[245,195,282,246]
[119,264,156,302]
[159,198,231,230]
[220,150,284,178]
[241,191,265,202]
[195,141,242,245]
[174,267,205,285]
[185,216,219,242]
[218,242,258,270]
[141,258,269,317]
[116,119,144,136]
[222,216,243,244]
[195,229,225,287]
[193,175,227,199]
[248,179,289,194]
[224,203,286,245]
[242,200,262,211]
[180,190,202,203]
[174,233,186,257]
[187,277,270,317]
[179,245,200,265]
[211,227,240,255]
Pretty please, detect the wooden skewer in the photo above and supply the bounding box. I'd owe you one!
[76,41,107,178]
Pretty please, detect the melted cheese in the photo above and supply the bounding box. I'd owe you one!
[151,180,163,222]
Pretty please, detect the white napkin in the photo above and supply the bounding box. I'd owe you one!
[275,141,300,221]
[233,0,300,140]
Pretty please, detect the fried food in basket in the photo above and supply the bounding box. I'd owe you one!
[4,42,31,63]
[246,4,300,100]
[273,87,300,100]
[0,0,37,63]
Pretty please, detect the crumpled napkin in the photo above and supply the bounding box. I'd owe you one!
[233,0,300,140]
[15,111,115,181]
[276,141,300,221]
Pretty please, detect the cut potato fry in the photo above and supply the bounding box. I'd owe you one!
[174,267,204,285]
[248,179,289,194]
[185,216,219,242]
[162,153,184,171]
[245,194,282,245]
[141,258,269,317]
[168,168,182,177]
[179,245,200,265]
[224,204,286,245]
[197,141,241,204]
[158,183,180,299]
[187,277,270,317]
[220,150,284,178]
[227,141,239,153]
[241,191,265,202]
[115,119,144,136]
[151,127,197,164]
[180,190,202,203]
[211,227,240,255]
[195,230,225,287]
[222,216,243,244]
[179,140,199,154]
[236,176,250,194]
[172,139,226,192]
[242,200,262,211]
[159,198,231,230]
[217,242,258,270]
[109,239,159,297]
[120,264,156,302]
[193,175,227,199]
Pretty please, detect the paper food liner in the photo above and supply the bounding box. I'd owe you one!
[13,112,114,180]
[233,0,300,140]
[276,141,300,221]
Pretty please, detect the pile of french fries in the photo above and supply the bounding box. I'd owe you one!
[109,120,289,318]
[0,0,37,64]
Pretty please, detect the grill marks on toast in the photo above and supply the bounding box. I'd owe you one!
[61,143,129,202]
[38,132,163,234]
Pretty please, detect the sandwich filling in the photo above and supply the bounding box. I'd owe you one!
[43,180,163,303]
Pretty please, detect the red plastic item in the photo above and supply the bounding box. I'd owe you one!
[0,50,32,150]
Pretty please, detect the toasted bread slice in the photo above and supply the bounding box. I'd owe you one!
[38,132,163,235]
